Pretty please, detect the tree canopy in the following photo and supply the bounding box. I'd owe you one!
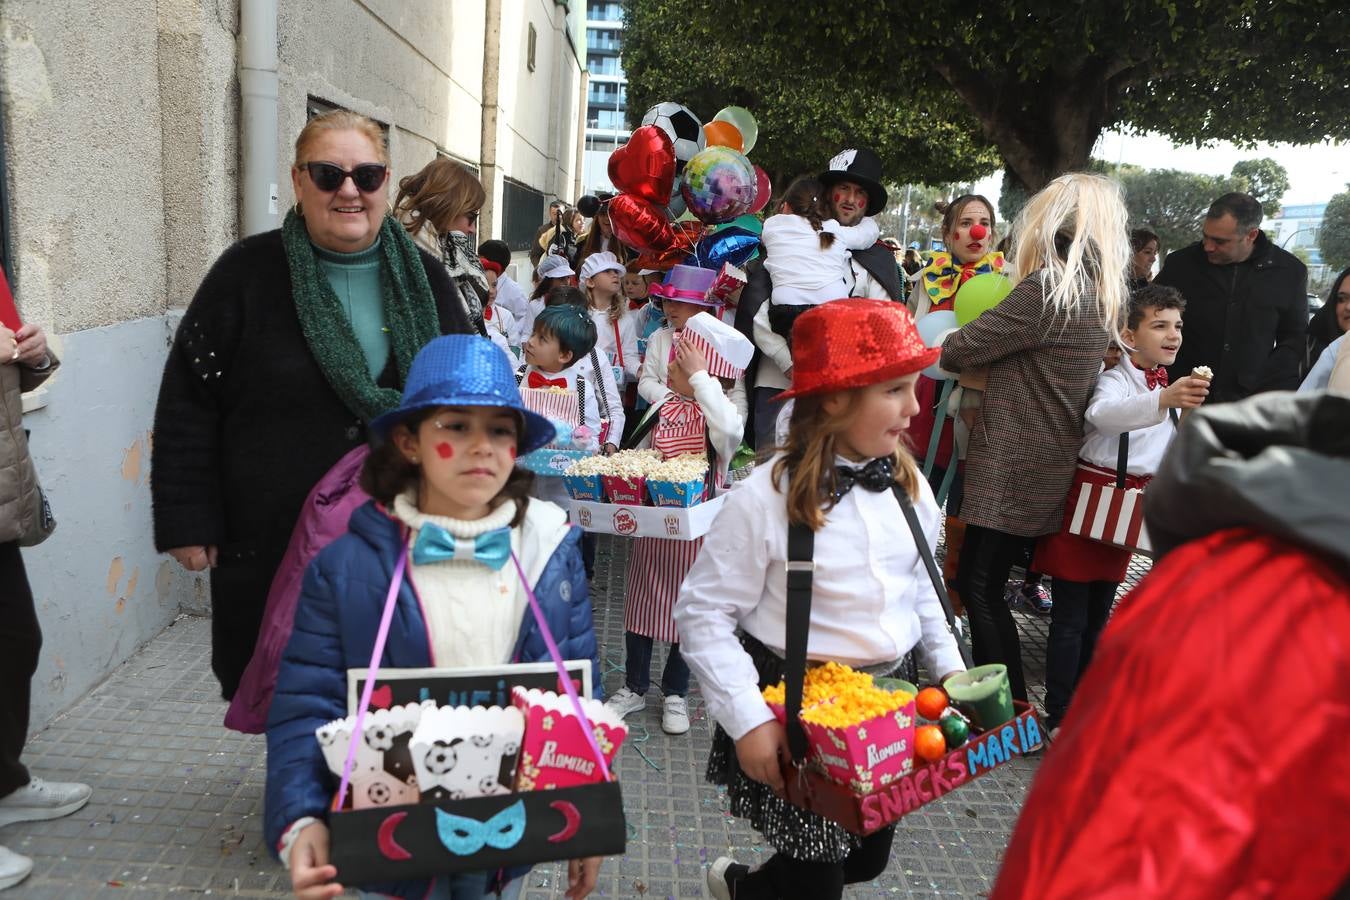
[1320,190,1350,272]
[1230,159,1290,219]
[1118,167,1242,257]
[622,0,1348,192]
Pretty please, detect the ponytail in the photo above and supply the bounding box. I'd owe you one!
[782,176,837,251]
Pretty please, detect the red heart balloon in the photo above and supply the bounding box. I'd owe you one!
[607,126,676,206]
[608,194,675,254]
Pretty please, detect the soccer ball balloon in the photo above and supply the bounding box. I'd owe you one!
[640,102,705,175]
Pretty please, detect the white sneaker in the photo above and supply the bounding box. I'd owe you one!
[604,687,646,719]
[706,856,747,900]
[662,694,690,735]
[0,846,34,891]
[0,777,92,828]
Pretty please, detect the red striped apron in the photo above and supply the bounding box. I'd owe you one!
[1033,461,1152,584]
[623,536,703,642]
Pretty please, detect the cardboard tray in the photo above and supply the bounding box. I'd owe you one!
[780,703,1044,835]
[330,781,626,885]
[566,494,726,540]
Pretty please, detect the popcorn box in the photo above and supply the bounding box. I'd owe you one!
[647,477,705,508]
[519,386,579,424]
[317,701,435,808]
[518,448,590,477]
[600,474,646,505]
[409,705,525,802]
[562,473,605,502]
[511,688,628,790]
[799,697,917,794]
[566,494,726,540]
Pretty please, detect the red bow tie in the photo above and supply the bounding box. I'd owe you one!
[1135,361,1169,390]
[528,371,568,390]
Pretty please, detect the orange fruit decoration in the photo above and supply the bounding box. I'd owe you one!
[915,687,949,721]
[915,724,948,762]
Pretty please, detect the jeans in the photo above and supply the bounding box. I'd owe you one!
[1043,579,1117,723]
[359,870,523,899]
[624,631,689,697]
[0,541,40,798]
[954,525,1030,702]
[752,386,786,453]
[734,825,896,899]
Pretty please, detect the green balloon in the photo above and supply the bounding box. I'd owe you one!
[714,106,759,154]
[939,713,970,747]
[954,272,1012,326]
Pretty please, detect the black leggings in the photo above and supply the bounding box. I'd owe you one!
[734,826,895,899]
[0,541,41,797]
[955,524,1030,701]
[1043,579,1117,722]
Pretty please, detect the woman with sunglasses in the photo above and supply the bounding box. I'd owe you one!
[393,157,491,335]
[151,109,472,703]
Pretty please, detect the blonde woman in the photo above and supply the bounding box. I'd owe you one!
[393,157,489,333]
[152,110,471,701]
[938,172,1130,705]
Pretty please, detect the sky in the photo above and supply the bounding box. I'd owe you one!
[973,129,1350,211]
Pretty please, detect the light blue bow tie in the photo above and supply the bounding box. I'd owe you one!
[411,523,512,570]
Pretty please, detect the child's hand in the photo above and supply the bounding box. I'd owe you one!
[565,856,603,898]
[289,822,343,900]
[673,337,708,376]
[734,720,788,792]
[1160,375,1209,410]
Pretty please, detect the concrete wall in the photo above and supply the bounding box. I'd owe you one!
[2,0,583,730]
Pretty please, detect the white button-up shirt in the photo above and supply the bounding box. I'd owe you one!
[675,458,966,740]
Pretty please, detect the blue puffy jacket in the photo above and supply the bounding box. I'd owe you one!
[264,499,599,898]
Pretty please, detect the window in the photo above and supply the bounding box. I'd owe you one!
[527,24,537,72]
[502,179,546,253]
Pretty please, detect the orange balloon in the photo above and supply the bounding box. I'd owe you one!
[915,687,949,721]
[703,120,744,153]
[915,724,948,762]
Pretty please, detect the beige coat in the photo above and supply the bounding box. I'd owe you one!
[0,353,58,544]
[940,275,1110,537]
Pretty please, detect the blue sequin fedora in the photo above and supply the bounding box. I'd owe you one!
[370,335,556,453]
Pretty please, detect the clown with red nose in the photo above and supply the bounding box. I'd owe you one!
[911,196,1007,318]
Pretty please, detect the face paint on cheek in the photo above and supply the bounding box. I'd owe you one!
[435,442,454,460]
[509,447,517,460]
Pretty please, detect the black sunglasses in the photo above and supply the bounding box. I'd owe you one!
[303,161,388,193]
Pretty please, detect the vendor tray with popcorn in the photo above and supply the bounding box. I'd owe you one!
[561,449,726,540]
[324,556,627,884]
[767,662,1044,834]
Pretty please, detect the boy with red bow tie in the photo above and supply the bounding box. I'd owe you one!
[1032,285,1210,734]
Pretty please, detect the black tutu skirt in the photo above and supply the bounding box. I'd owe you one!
[705,634,865,863]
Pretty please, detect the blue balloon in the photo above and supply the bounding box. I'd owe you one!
[915,311,959,380]
[694,226,760,270]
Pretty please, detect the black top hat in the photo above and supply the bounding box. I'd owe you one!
[818,148,889,217]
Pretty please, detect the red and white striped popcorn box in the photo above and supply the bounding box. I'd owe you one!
[1066,483,1152,555]
[519,386,579,428]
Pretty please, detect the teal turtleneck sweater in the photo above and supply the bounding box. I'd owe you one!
[312,237,389,379]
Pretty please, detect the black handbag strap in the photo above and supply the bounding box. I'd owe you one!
[781,480,973,763]
[1118,409,1179,489]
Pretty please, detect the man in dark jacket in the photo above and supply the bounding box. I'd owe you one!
[736,148,903,447]
[1154,192,1307,403]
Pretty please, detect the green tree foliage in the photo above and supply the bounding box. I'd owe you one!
[1231,159,1291,218]
[623,0,1347,192]
[1319,190,1350,271]
[1117,167,1242,257]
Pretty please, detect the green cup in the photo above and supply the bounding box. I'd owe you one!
[943,665,1014,730]
[874,677,918,698]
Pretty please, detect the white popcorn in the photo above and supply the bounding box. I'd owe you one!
[1191,365,1213,380]
[648,453,709,484]
[564,449,663,478]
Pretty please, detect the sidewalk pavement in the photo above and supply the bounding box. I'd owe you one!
[3,536,1150,898]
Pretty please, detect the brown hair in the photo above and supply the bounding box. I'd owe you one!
[360,408,533,528]
[941,194,996,243]
[294,110,390,167]
[393,157,487,242]
[1130,228,1160,253]
[771,392,922,530]
[1126,283,1186,331]
[781,176,835,250]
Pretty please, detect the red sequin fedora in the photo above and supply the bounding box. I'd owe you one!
[774,299,941,401]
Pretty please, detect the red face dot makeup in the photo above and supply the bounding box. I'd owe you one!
[434,442,454,460]
[509,447,517,460]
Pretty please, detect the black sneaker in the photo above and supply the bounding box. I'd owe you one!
[707,856,749,900]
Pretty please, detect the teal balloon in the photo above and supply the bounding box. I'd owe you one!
[714,106,759,154]
[954,273,1012,326]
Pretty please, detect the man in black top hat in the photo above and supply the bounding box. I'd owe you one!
[735,146,902,448]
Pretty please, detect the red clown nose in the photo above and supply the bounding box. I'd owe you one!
[969,223,988,241]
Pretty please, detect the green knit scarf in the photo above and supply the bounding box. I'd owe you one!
[283,210,440,423]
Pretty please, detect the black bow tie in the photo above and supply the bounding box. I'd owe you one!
[832,457,895,502]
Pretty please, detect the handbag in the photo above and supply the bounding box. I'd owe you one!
[1065,410,1176,556]
[326,543,625,885]
[17,429,56,547]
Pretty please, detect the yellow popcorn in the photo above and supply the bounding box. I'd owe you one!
[762,662,912,730]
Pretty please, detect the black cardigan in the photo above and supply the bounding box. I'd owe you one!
[150,229,470,563]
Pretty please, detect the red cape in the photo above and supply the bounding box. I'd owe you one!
[993,528,1350,899]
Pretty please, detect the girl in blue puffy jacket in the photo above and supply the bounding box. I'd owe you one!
[265,335,603,900]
